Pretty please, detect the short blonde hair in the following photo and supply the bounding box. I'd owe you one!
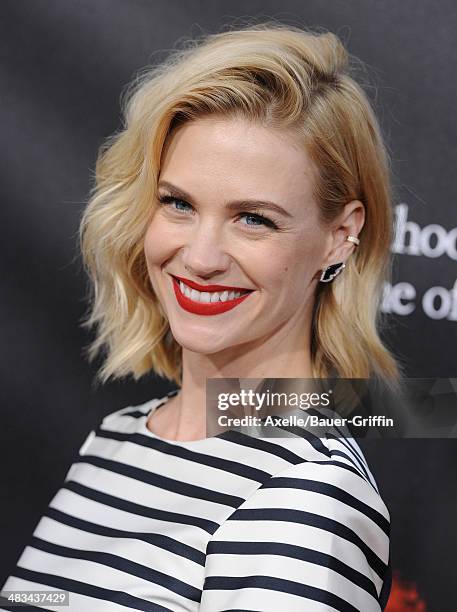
[79,21,406,390]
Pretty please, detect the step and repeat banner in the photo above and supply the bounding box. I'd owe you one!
[385,204,457,323]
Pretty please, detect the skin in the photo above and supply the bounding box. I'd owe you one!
[143,116,365,441]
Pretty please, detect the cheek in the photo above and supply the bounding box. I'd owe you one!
[143,216,178,264]
[259,240,319,299]
[257,242,301,284]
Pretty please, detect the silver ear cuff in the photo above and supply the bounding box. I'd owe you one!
[319,235,359,283]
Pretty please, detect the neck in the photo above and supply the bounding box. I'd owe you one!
[169,309,314,439]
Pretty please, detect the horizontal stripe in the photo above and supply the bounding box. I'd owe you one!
[29,536,201,602]
[260,417,334,457]
[2,394,389,611]
[229,507,387,580]
[10,566,170,612]
[96,428,272,483]
[261,477,390,536]
[203,575,360,612]
[77,454,244,508]
[63,480,219,533]
[307,457,371,481]
[217,430,313,464]
[206,540,378,599]
[44,507,206,565]
[97,424,369,484]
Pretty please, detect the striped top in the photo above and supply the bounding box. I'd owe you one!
[1,390,391,611]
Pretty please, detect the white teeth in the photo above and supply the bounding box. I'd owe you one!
[176,278,249,303]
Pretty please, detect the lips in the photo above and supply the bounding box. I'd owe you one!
[171,275,253,316]
[172,275,252,293]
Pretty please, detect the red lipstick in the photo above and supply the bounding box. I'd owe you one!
[171,276,253,316]
[172,275,252,292]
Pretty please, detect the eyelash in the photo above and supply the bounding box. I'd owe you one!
[157,195,279,230]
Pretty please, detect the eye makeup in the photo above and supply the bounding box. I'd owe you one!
[157,194,280,230]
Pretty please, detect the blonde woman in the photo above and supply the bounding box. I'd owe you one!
[1,23,401,611]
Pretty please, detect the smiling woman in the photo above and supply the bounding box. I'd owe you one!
[143,115,341,359]
[77,28,402,394]
[1,21,401,612]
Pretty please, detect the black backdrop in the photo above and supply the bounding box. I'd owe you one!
[1,1,456,610]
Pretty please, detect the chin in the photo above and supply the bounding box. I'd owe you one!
[168,322,239,356]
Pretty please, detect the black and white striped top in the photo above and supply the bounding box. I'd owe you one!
[1,390,391,611]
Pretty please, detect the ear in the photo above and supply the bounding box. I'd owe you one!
[320,200,365,270]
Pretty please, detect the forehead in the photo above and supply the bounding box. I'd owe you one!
[159,116,317,215]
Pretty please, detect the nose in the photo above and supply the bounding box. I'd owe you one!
[181,221,231,279]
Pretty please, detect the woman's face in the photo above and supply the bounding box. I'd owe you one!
[144,116,332,356]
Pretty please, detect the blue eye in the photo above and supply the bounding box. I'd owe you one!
[240,213,276,228]
[158,195,193,212]
[157,195,278,230]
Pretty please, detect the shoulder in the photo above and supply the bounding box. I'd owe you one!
[75,394,171,456]
[264,433,390,558]
[227,444,390,552]
[202,435,390,611]
[255,451,390,557]
[221,424,391,537]
[101,394,167,427]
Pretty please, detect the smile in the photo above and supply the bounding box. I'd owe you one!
[170,275,254,315]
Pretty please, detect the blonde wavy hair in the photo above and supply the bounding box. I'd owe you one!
[79,21,406,391]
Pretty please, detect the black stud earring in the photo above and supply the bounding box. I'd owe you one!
[319,262,346,283]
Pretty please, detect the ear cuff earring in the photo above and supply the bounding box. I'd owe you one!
[319,235,359,283]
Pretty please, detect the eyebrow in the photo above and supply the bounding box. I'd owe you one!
[157,180,293,218]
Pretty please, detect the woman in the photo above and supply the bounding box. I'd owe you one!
[1,22,400,611]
